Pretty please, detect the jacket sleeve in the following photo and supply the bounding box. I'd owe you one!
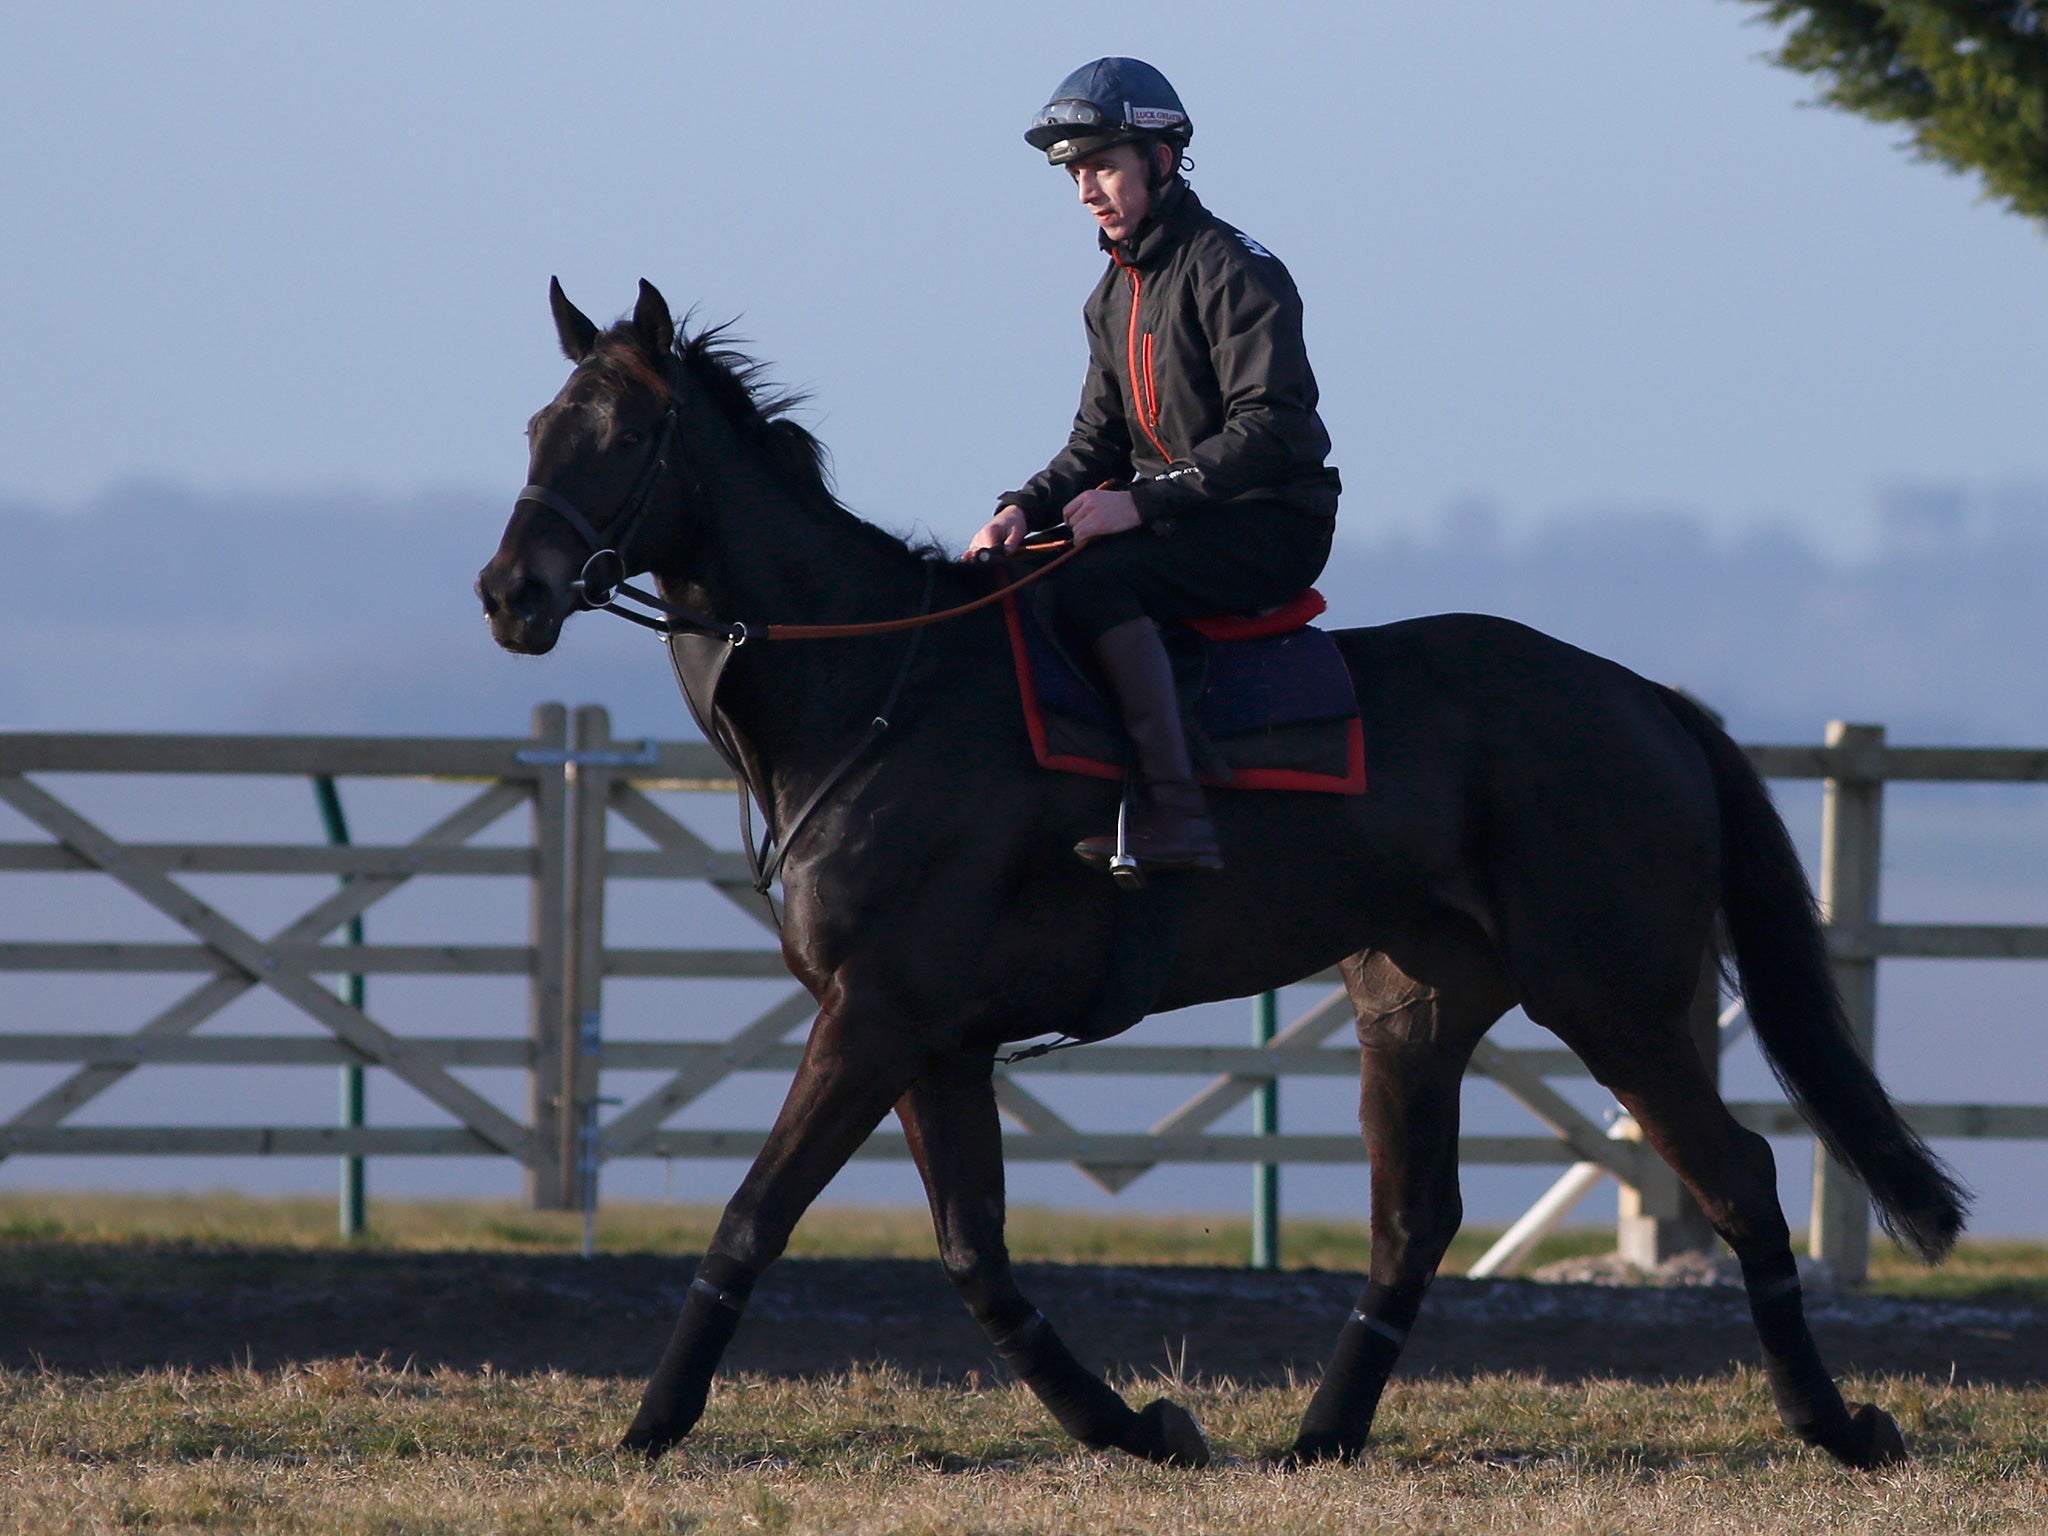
[1128,252,1332,521]
[996,306,1134,522]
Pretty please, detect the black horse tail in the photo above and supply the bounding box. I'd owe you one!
[1655,685,1969,1264]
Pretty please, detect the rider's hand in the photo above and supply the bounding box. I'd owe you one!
[967,505,1028,558]
[1062,487,1140,546]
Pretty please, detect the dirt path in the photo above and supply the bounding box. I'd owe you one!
[5,1248,2042,1386]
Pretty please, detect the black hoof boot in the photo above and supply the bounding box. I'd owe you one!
[618,1420,683,1461]
[1132,1398,1212,1467]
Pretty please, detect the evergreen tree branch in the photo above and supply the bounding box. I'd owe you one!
[1735,1,2048,226]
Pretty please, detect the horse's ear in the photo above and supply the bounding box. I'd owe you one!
[633,279,674,358]
[550,276,599,363]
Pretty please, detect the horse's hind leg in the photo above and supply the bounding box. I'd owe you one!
[1290,938,1513,1463]
[1555,1003,1907,1469]
[896,1052,1210,1466]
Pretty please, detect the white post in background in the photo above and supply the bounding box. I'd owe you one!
[1813,720,1885,1283]
[1615,956,1723,1266]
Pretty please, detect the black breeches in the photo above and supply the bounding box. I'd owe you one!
[1038,501,1335,646]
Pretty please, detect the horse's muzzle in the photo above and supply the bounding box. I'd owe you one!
[477,561,569,654]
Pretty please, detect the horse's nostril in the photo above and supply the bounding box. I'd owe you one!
[481,566,554,623]
[510,574,550,617]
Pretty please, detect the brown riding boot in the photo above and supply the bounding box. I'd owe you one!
[1074,617,1224,873]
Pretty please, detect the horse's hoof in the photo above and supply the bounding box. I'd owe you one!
[618,1418,682,1462]
[1134,1397,1212,1467]
[1839,1403,1909,1469]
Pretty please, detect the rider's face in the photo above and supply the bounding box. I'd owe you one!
[1069,143,1159,242]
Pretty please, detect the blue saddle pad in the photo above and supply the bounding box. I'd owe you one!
[1004,595,1366,794]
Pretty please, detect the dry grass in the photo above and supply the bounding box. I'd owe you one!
[3,1361,2046,1534]
[7,1194,2048,1530]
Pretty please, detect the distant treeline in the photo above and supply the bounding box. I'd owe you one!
[5,482,2047,746]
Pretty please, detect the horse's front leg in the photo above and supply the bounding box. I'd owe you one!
[621,1004,924,1457]
[897,1051,1210,1466]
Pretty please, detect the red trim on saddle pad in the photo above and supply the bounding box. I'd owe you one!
[1183,588,1327,642]
[1228,718,1366,793]
[998,584,1366,795]
[1001,582,1125,783]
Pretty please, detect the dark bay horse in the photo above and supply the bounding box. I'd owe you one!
[478,280,1966,1471]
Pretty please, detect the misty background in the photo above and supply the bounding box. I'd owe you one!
[4,2,2047,1238]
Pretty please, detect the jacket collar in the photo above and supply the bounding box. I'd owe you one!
[1102,179,1200,270]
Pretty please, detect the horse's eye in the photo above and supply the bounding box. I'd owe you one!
[619,430,644,448]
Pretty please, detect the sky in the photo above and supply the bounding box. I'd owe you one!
[3,1,2046,554]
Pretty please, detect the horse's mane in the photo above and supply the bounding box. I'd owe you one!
[594,320,942,564]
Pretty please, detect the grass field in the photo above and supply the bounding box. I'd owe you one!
[6,1193,2047,1533]
[6,1361,2046,1534]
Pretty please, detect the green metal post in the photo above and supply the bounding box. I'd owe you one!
[313,776,367,1240]
[1252,990,1279,1270]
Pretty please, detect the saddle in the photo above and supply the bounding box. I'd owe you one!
[1000,586,1366,794]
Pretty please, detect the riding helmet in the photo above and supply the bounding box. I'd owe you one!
[1026,57,1192,166]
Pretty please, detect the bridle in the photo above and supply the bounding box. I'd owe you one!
[512,365,739,638]
[514,403,675,576]
[516,364,1081,646]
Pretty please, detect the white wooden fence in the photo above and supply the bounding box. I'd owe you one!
[2,710,2042,1279]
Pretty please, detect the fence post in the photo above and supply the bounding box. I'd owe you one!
[312,775,367,1239]
[1251,990,1279,1270]
[1813,720,1884,1283]
[524,704,571,1209]
[564,704,613,1240]
[1615,955,1721,1265]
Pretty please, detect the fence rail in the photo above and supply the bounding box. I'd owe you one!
[2,710,2043,1279]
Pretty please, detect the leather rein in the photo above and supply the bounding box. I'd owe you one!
[513,366,1081,905]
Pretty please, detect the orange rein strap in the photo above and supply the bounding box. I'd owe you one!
[762,543,1083,641]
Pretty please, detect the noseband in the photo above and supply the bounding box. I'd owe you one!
[515,393,677,580]
[512,369,753,639]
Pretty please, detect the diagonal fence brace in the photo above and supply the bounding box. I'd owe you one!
[600,990,817,1158]
[0,781,529,1148]
[0,774,532,1160]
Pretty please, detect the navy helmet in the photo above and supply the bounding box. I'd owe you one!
[1026,57,1192,166]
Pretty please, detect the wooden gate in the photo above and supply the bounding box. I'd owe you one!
[3,710,2043,1278]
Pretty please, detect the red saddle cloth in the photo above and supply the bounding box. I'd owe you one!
[1000,585,1365,794]
[1181,588,1328,642]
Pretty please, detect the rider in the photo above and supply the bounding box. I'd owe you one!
[971,57,1341,874]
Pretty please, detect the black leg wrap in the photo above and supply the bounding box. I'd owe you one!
[1292,1280,1424,1461]
[984,1306,1142,1452]
[1740,1251,1852,1450]
[620,1253,756,1456]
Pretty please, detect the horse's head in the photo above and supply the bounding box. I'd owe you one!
[478,277,682,654]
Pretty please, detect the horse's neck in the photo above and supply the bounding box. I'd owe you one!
[660,405,927,788]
